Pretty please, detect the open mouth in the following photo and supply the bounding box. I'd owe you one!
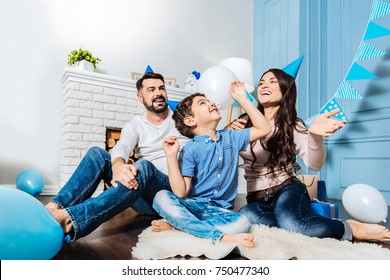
[153,97,166,105]
[260,91,271,96]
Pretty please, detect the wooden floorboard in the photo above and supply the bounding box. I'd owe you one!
[37,195,390,260]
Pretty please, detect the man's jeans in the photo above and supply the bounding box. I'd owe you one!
[239,182,352,240]
[51,147,170,241]
[153,190,251,243]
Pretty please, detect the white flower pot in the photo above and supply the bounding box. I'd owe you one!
[73,60,94,72]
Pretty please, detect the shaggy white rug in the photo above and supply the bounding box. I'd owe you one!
[132,224,390,260]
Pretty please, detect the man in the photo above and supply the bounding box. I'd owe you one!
[46,73,188,242]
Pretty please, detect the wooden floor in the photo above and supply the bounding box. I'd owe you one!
[38,195,390,260]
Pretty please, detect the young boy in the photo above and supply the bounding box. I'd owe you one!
[152,81,271,248]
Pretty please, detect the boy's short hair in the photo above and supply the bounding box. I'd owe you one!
[172,93,205,139]
[136,73,165,92]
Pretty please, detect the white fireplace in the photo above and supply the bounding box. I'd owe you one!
[58,68,190,194]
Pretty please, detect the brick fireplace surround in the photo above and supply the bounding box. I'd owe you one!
[55,68,189,195]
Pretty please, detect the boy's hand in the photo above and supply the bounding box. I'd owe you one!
[163,136,180,157]
[229,81,247,103]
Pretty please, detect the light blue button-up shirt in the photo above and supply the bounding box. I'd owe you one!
[179,128,250,209]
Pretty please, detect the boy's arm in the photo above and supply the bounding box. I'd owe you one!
[163,136,192,198]
[229,81,271,142]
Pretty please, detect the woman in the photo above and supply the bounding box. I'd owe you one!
[228,68,390,242]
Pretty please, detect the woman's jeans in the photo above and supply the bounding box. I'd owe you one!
[239,182,352,240]
[51,146,170,242]
[153,190,251,243]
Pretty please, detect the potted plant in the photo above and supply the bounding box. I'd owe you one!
[67,48,101,71]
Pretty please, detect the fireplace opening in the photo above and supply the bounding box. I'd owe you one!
[105,127,138,189]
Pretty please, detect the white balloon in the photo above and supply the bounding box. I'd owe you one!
[342,183,388,223]
[198,66,237,109]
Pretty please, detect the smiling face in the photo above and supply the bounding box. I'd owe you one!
[257,71,283,107]
[137,78,168,114]
[190,95,222,125]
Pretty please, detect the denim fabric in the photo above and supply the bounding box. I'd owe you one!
[153,190,250,243]
[51,147,170,241]
[239,182,349,240]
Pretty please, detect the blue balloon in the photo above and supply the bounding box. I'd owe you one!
[16,169,45,196]
[0,187,64,260]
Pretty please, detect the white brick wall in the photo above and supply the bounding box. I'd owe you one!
[59,69,189,193]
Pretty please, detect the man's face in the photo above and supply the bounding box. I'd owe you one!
[137,78,168,113]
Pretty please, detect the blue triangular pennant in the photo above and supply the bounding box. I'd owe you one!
[370,0,390,20]
[232,90,258,107]
[334,81,363,99]
[346,63,377,80]
[364,22,390,40]
[166,100,180,111]
[320,97,348,122]
[282,56,304,79]
[354,41,388,61]
[144,65,154,74]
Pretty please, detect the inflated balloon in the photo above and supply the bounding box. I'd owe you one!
[342,183,388,223]
[0,187,63,259]
[197,65,237,109]
[16,169,45,196]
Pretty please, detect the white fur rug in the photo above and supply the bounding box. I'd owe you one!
[132,224,390,260]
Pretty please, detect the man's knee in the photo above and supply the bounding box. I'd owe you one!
[86,146,109,159]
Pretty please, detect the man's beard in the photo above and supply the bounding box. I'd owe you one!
[143,96,168,114]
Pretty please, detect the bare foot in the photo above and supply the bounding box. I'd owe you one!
[48,208,73,234]
[347,220,390,242]
[151,219,173,232]
[45,202,61,211]
[221,233,254,249]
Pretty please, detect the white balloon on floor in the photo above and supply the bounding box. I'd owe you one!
[342,183,388,223]
[197,65,237,110]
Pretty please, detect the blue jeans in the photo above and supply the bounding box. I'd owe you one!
[153,190,250,243]
[239,182,352,240]
[51,147,170,241]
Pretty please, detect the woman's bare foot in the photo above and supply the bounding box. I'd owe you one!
[151,219,173,232]
[347,219,390,242]
[221,233,254,249]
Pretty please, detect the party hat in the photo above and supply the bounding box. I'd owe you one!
[166,100,180,111]
[282,56,304,79]
[144,65,154,74]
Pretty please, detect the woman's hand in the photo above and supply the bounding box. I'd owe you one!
[225,118,247,130]
[308,109,346,137]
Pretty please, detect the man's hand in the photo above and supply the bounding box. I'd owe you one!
[111,160,139,189]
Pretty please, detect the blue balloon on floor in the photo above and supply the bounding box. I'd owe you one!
[0,186,64,260]
[16,169,45,196]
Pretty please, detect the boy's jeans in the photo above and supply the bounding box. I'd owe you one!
[153,190,251,243]
[51,146,170,241]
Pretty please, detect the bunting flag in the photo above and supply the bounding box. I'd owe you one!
[319,97,348,122]
[370,0,390,20]
[364,21,390,40]
[345,62,378,80]
[354,41,388,61]
[307,0,390,125]
[334,81,363,99]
